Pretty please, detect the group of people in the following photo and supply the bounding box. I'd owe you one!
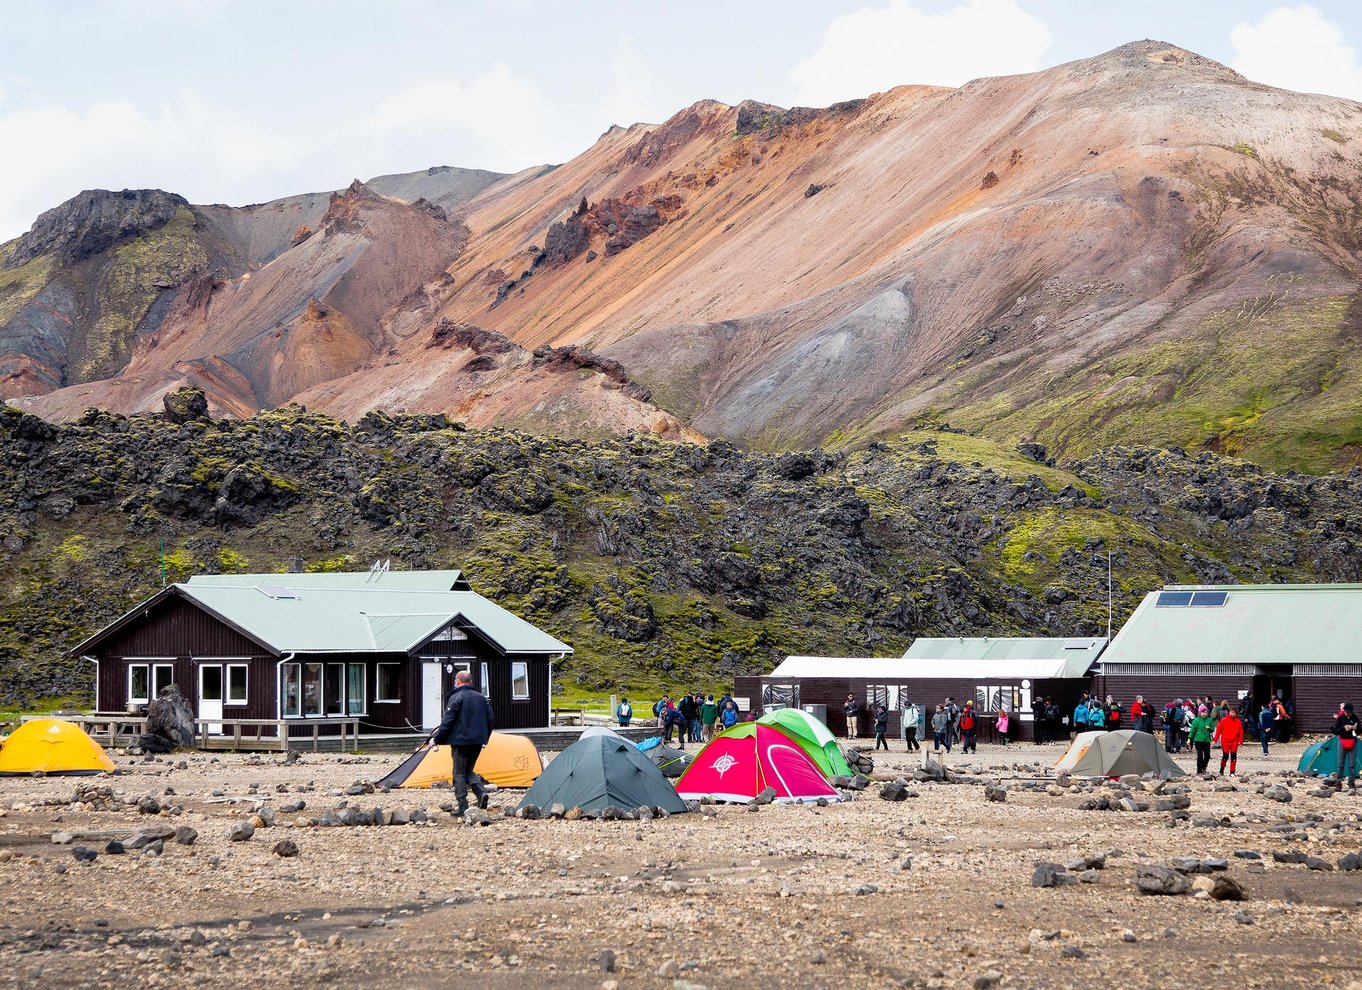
[1154,696,1292,759]
[863,696,1010,755]
[623,691,740,749]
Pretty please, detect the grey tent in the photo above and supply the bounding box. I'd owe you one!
[644,742,693,778]
[580,725,628,741]
[518,735,689,814]
[1055,729,1186,778]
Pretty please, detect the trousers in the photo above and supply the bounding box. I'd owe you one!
[453,744,487,812]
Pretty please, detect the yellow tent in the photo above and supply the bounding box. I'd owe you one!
[376,731,543,789]
[0,719,117,775]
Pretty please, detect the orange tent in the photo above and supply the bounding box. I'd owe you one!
[376,731,543,789]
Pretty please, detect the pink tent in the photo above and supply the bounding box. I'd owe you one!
[674,723,842,804]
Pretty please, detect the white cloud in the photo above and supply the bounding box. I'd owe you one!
[1230,4,1362,101]
[596,36,662,129]
[788,0,1052,108]
[367,64,553,168]
[0,64,561,241]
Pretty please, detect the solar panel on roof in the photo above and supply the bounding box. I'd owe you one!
[1156,591,1194,607]
[1190,591,1228,607]
[257,586,300,600]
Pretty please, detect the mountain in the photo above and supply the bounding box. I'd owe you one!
[6,42,1362,469]
[2,399,1359,706]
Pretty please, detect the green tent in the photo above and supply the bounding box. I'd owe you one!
[517,735,688,814]
[1300,737,1341,776]
[757,708,853,779]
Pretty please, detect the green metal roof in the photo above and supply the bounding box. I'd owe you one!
[903,637,1107,663]
[169,572,571,655]
[187,570,466,592]
[1102,584,1362,666]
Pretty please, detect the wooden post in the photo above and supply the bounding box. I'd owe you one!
[280,720,289,753]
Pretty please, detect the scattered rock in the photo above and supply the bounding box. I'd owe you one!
[272,839,300,858]
[1135,864,1190,896]
[228,821,255,842]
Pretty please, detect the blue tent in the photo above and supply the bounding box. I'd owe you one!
[1299,737,1341,776]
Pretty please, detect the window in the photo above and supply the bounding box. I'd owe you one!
[303,663,323,716]
[376,663,401,703]
[866,685,903,709]
[347,664,366,714]
[283,664,301,717]
[226,665,248,705]
[511,661,530,700]
[480,662,490,699]
[325,664,344,716]
[975,685,1022,713]
[128,662,174,705]
[432,625,468,641]
[761,683,800,709]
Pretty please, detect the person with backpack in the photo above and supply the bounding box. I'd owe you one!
[1046,698,1062,743]
[1179,700,1195,753]
[1257,702,1274,755]
[664,705,688,749]
[944,697,961,745]
[1072,693,1090,740]
[1105,701,1122,731]
[1189,705,1215,775]
[701,694,719,741]
[1161,702,1178,753]
[653,694,669,729]
[615,696,633,727]
[1333,702,1360,788]
[902,700,922,752]
[843,694,861,740]
[679,692,699,743]
[872,703,890,751]
[931,705,951,753]
[1214,703,1245,775]
[720,699,739,731]
[959,701,978,753]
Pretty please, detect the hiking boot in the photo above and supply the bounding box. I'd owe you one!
[477,793,489,810]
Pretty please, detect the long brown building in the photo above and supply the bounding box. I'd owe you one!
[71,569,572,736]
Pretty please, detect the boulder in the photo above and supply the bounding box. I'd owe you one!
[272,839,300,858]
[145,684,197,750]
[879,780,910,802]
[1263,784,1293,803]
[228,821,255,842]
[984,784,1008,803]
[1135,863,1190,895]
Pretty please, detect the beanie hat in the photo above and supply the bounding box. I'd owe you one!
[1198,705,1208,715]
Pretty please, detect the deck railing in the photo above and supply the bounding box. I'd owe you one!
[16,714,360,753]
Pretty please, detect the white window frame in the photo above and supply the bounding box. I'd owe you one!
[480,662,490,699]
[282,663,302,718]
[226,663,248,705]
[302,662,324,717]
[127,660,174,705]
[347,663,367,715]
[511,661,530,700]
[376,663,402,703]
[324,663,345,716]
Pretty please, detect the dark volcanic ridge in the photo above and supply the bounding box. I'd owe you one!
[1,392,1359,705]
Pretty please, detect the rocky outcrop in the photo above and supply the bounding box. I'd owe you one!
[5,189,187,268]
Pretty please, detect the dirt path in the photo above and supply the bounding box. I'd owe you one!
[0,742,1358,989]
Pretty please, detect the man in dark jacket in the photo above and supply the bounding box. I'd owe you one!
[1334,702,1360,788]
[430,670,495,816]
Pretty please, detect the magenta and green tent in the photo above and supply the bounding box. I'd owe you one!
[757,708,853,779]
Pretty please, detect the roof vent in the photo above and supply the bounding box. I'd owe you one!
[257,586,300,600]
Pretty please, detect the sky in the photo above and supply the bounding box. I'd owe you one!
[3,0,1362,241]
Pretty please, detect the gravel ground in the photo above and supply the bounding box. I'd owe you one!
[1,740,1359,989]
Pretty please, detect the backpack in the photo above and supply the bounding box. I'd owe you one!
[653,699,664,717]
[1161,707,1173,726]
[618,703,631,719]
[960,713,975,731]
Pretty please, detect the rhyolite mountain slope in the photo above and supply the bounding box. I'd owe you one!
[6,42,1362,470]
[1,397,1360,706]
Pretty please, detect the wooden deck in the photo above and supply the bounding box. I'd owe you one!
[11,716,665,754]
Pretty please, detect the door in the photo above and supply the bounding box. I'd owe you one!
[199,665,224,735]
[421,663,443,731]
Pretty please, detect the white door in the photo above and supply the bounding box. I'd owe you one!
[421,663,443,731]
[199,665,224,735]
